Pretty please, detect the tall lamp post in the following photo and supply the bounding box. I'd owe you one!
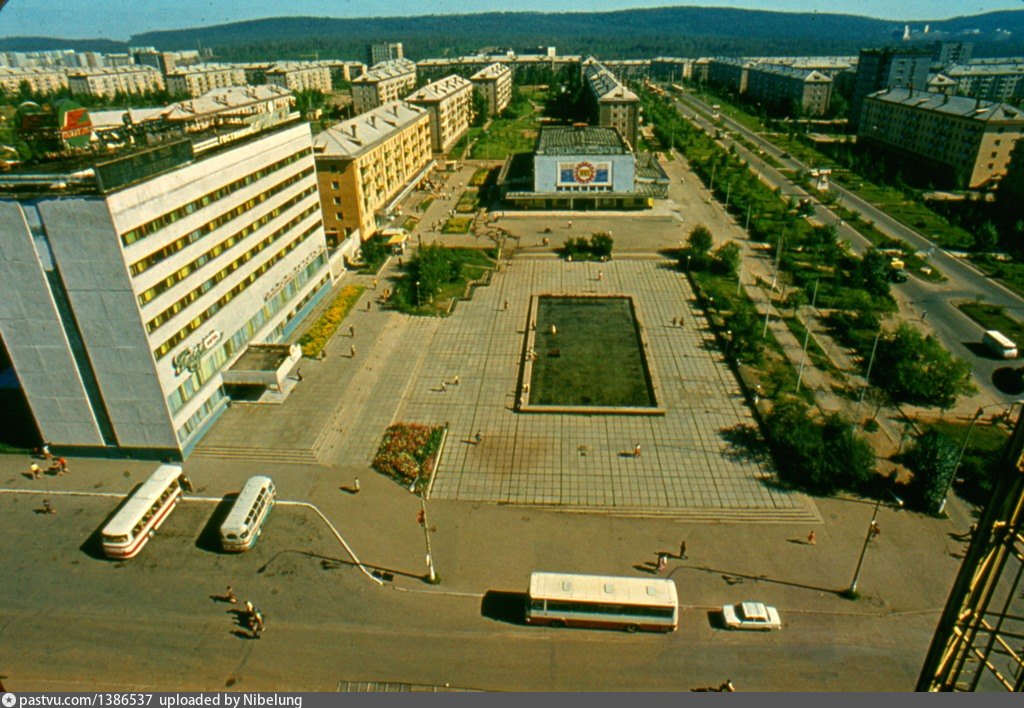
[847,489,903,597]
[415,280,421,307]
[418,493,439,584]
[939,400,1024,514]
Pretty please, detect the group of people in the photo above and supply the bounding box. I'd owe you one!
[28,443,69,478]
[224,587,265,639]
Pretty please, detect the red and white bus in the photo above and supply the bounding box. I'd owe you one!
[525,572,679,633]
[101,464,184,559]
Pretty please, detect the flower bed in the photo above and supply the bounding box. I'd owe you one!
[372,423,446,492]
[297,284,365,358]
[442,216,474,233]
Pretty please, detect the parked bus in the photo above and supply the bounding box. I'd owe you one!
[525,572,679,633]
[983,330,1018,359]
[101,464,184,559]
[220,475,276,552]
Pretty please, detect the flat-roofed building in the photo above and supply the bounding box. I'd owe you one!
[351,58,417,115]
[707,58,754,95]
[369,42,404,66]
[406,74,474,153]
[850,47,932,127]
[0,113,331,458]
[312,101,432,246]
[858,87,1024,189]
[582,57,640,148]
[746,65,833,116]
[67,65,165,98]
[266,62,332,93]
[0,66,68,94]
[166,64,247,97]
[502,125,668,210]
[314,60,366,85]
[471,62,513,116]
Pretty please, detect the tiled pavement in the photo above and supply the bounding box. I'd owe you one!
[195,255,817,520]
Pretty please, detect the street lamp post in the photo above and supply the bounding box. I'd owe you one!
[854,329,882,424]
[415,280,421,307]
[418,494,439,584]
[685,255,691,275]
[848,491,903,596]
[940,400,1024,514]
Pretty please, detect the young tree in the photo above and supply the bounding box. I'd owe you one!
[973,221,1000,253]
[857,248,891,298]
[904,429,959,514]
[712,241,740,276]
[873,324,975,408]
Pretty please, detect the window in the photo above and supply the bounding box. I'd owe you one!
[331,181,340,190]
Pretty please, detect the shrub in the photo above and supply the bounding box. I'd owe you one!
[903,429,959,514]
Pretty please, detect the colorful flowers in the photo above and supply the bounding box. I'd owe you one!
[372,423,445,491]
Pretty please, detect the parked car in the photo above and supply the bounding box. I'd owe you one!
[889,269,909,283]
[722,601,782,630]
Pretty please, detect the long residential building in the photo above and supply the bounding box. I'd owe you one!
[351,58,417,115]
[406,74,474,153]
[0,112,331,459]
[165,64,247,97]
[943,63,1024,103]
[312,101,432,245]
[67,66,165,98]
[0,66,68,94]
[582,57,640,148]
[266,62,333,93]
[745,64,833,116]
[471,62,513,116]
[850,47,932,127]
[858,88,1024,189]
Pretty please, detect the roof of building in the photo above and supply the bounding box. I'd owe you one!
[406,74,472,103]
[536,126,629,156]
[266,61,329,74]
[471,62,512,81]
[88,85,293,128]
[750,65,833,83]
[313,100,427,159]
[355,58,416,83]
[166,63,243,77]
[927,73,958,87]
[0,66,67,76]
[865,87,1024,124]
[945,62,1024,77]
[582,58,639,103]
[67,65,161,77]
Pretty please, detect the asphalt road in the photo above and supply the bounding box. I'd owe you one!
[0,494,936,692]
[668,89,1024,403]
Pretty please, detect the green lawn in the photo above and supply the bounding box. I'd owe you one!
[441,216,474,233]
[957,301,1024,345]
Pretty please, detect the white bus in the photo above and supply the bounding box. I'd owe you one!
[220,475,276,552]
[983,330,1018,359]
[525,572,679,633]
[101,464,184,559]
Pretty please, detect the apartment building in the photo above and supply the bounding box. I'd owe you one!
[996,138,1024,224]
[312,101,432,247]
[351,59,417,115]
[368,42,404,66]
[850,47,932,126]
[67,66,165,98]
[944,63,1024,103]
[858,88,1024,189]
[265,62,333,93]
[470,62,513,116]
[0,112,331,459]
[313,60,366,85]
[0,66,68,95]
[745,65,833,116]
[707,58,754,94]
[165,64,246,97]
[405,75,474,153]
[582,57,640,148]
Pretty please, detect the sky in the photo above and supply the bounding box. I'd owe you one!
[0,0,1022,40]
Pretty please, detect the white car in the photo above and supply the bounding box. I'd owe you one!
[722,601,782,630]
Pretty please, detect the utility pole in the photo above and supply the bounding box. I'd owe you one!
[854,329,882,424]
[418,495,439,584]
[796,278,820,392]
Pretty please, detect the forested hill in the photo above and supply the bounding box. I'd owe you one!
[3,6,1024,59]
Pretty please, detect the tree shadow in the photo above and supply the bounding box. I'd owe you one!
[480,590,527,625]
[991,366,1024,395]
[719,423,770,464]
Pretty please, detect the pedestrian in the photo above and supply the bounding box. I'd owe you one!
[679,541,687,559]
[597,270,604,281]
[350,344,357,358]
[41,442,52,460]
[349,324,355,338]
[29,462,41,479]
[807,530,816,545]
[657,553,668,572]
[671,317,677,326]
[453,375,460,386]
[475,431,482,445]
[42,498,56,515]
[567,220,572,229]
[440,381,447,392]
[353,478,361,494]
[57,457,68,475]
[634,444,642,458]
[679,316,685,327]
[372,278,378,290]
[225,586,237,604]
[295,369,303,382]
[244,600,254,616]
[366,300,372,311]
[870,521,881,538]
[503,299,509,311]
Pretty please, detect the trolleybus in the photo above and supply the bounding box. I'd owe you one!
[525,572,679,633]
[101,464,184,559]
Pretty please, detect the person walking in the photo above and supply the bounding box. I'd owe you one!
[440,381,447,392]
[474,431,483,445]
[671,317,677,326]
[225,586,237,604]
[366,300,372,312]
[634,444,642,458]
[503,299,509,311]
[679,541,687,559]
[807,530,816,545]
[350,344,357,358]
[349,324,355,337]
[657,553,668,573]
[353,478,360,494]
[56,457,68,475]
[29,462,41,479]
[42,498,56,515]
[453,375,460,386]
[372,278,378,290]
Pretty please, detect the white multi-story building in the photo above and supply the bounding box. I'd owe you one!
[351,59,417,115]
[265,62,333,93]
[406,74,474,153]
[165,63,247,97]
[0,115,332,458]
[67,66,165,98]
